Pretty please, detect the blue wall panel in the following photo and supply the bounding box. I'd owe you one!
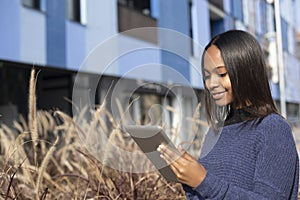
[285,54,300,102]
[0,1,20,61]
[270,82,280,100]
[158,0,190,84]
[281,17,289,52]
[189,0,210,89]
[194,0,210,47]
[86,0,117,55]
[231,0,243,22]
[118,44,162,82]
[224,15,234,30]
[66,21,86,71]
[151,0,160,19]
[223,0,231,14]
[20,7,46,65]
[46,0,66,68]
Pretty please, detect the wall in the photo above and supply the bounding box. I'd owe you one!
[20,6,46,65]
[46,0,66,68]
[0,1,20,62]
[66,21,85,70]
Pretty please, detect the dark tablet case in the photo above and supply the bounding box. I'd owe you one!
[124,125,178,182]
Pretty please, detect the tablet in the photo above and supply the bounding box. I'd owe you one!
[124,125,179,182]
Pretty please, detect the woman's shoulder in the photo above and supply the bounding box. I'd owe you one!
[259,113,290,130]
[257,113,295,146]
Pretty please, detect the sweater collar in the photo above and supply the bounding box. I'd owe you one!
[223,108,251,126]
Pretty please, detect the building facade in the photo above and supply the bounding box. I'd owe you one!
[0,0,300,131]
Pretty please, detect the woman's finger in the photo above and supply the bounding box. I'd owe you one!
[159,148,187,183]
[158,144,181,162]
[159,147,179,165]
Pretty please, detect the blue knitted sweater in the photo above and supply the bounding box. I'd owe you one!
[183,113,299,200]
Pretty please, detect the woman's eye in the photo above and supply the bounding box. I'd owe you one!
[219,72,227,77]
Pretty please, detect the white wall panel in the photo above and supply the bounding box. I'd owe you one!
[20,7,46,65]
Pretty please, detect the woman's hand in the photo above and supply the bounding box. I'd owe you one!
[157,144,207,188]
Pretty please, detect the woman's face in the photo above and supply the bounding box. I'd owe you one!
[203,45,233,107]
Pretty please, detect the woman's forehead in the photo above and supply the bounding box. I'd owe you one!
[203,45,225,70]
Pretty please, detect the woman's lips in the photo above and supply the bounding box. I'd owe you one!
[211,91,225,100]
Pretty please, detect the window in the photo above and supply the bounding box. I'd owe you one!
[287,102,300,127]
[118,0,157,43]
[66,0,87,25]
[22,0,41,10]
[208,0,226,38]
[188,0,194,56]
[118,0,151,16]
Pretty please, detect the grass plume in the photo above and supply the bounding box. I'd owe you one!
[0,68,211,199]
[28,67,38,166]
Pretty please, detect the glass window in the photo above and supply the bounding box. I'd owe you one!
[188,0,194,56]
[22,0,41,10]
[287,102,300,127]
[208,0,227,38]
[66,0,87,25]
[266,3,275,33]
[118,0,152,17]
[117,0,157,42]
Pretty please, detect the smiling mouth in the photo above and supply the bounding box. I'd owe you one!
[211,91,226,100]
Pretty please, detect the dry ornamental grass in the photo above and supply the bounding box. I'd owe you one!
[0,68,206,200]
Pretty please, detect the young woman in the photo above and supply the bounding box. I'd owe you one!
[158,30,299,199]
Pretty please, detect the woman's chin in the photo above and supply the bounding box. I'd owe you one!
[215,100,230,107]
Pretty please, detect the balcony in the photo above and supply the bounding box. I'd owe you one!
[118,3,157,44]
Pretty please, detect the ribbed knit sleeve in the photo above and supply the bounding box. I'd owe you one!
[186,114,299,200]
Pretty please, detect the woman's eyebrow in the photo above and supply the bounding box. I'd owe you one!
[213,66,227,72]
[216,65,226,69]
[204,66,226,73]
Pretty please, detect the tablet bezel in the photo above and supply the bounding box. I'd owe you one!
[124,125,179,182]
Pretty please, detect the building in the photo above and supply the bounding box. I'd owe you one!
[0,0,300,133]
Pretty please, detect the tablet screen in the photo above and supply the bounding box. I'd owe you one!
[124,125,179,182]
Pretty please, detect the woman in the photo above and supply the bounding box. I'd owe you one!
[157,30,299,199]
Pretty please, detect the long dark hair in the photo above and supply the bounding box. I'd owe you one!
[201,30,279,130]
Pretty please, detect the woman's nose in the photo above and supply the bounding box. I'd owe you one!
[208,74,220,89]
